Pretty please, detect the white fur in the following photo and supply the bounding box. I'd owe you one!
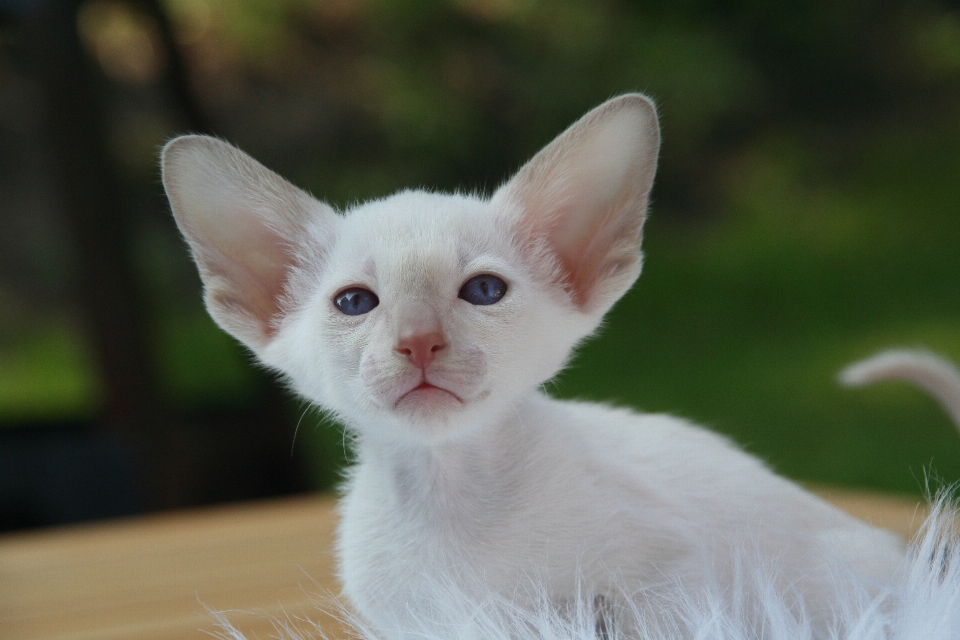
[161,95,958,639]
[208,497,960,640]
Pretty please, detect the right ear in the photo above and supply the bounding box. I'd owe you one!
[161,135,338,354]
[491,94,659,317]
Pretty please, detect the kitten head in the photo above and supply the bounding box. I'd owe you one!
[161,94,659,444]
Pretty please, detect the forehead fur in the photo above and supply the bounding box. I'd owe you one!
[332,190,511,278]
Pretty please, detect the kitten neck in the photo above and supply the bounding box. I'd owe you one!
[356,394,542,519]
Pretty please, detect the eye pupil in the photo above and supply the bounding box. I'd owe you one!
[459,275,507,306]
[335,288,379,315]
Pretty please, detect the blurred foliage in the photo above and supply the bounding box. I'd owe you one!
[0,0,958,493]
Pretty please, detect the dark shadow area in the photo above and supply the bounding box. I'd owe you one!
[0,0,312,527]
[0,421,138,530]
[0,404,312,533]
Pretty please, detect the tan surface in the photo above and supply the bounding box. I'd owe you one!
[0,488,931,640]
[811,487,928,540]
[0,494,344,640]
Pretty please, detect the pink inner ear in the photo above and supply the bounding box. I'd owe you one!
[521,184,643,310]
[194,220,297,342]
[563,235,609,309]
[163,134,333,351]
[501,104,656,311]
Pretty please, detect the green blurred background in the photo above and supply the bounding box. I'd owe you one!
[0,0,958,527]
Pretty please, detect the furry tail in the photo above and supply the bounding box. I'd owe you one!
[840,349,960,431]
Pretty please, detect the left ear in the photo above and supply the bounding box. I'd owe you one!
[161,135,338,356]
[492,94,659,314]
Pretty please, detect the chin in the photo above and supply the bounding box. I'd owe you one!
[396,400,465,444]
[352,385,502,446]
[390,388,498,445]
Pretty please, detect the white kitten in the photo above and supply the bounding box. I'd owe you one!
[162,95,942,638]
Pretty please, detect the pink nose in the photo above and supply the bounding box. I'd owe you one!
[396,331,446,369]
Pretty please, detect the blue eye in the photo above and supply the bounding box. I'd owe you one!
[459,274,507,306]
[335,287,379,315]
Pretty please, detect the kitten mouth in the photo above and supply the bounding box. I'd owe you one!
[395,381,463,407]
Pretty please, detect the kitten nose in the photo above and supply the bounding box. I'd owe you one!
[396,331,446,369]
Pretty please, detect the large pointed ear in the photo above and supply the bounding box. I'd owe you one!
[161,135,337,354]
[492,94,659,314]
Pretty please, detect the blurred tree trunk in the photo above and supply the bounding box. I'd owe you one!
[139,0,212,135]
[141,0,312,499]
[22,0,195,510]
[20,0,310,513]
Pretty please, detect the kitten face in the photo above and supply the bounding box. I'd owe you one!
[161,94,659,446]
[272,191,580,444]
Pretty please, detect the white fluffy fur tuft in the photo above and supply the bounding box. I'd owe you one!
[209,495,960,640]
